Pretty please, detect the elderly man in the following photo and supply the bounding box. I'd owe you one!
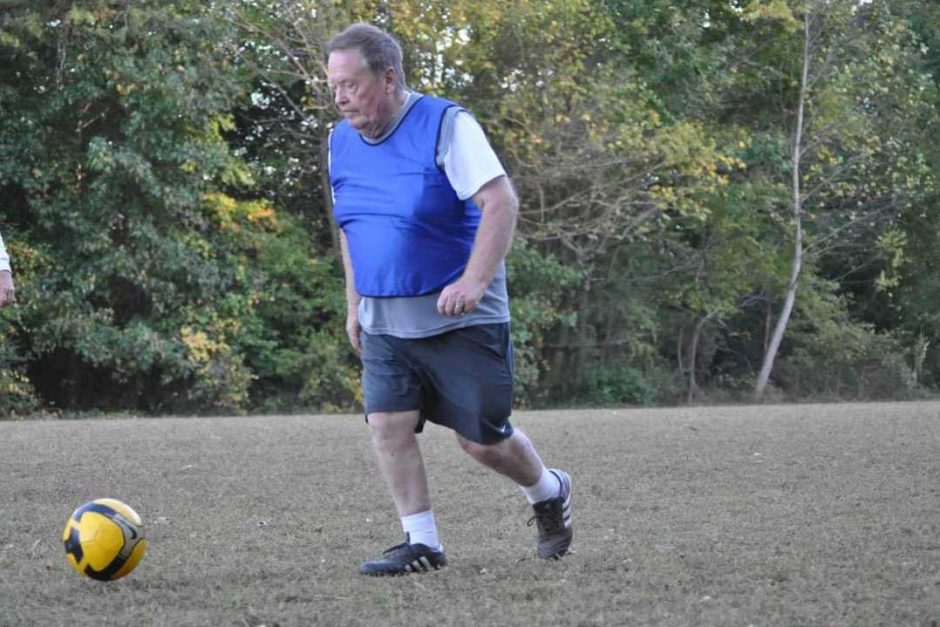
[326,23,573,576]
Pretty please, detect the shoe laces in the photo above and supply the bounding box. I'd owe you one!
[382,542,412,557]
[527,498,564,534]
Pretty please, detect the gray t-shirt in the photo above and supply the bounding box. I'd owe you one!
[336,93,511,339]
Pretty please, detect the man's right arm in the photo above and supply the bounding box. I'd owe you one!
[330,127,361,353]
[339,229,362,353]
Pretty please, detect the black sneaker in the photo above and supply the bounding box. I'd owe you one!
[359,542,448,576]
[528,469,573,560]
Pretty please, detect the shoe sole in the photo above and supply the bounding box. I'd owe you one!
[360,555,448,576]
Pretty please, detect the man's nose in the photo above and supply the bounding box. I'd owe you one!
[334,88,347,106]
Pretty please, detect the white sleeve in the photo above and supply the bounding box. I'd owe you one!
[442,111,507,201]
[0,230,10,273]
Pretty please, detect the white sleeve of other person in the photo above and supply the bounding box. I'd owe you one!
[441,111,507,201]
[0,230,10,273]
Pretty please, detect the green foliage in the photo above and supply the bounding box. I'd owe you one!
[0,1,354,416]
[0,321,41,417]
[776,320,919,401]
[584,365,657,407]
[764,275,920,399]
[506,241,581,407]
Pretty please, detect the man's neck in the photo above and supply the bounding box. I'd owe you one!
[363,90,408,139]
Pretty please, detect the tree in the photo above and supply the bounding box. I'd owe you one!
[734,0,938,397]
[0,1,355,414]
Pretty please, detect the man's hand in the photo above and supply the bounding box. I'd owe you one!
[436,175,517,318]
[437,276,487,317]
[338,230,362,354]
[0,271,14,308]
[346,311,362,354]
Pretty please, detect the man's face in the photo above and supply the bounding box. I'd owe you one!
[327,49,397,138]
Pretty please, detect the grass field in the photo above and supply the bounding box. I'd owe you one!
[1,402,938,626]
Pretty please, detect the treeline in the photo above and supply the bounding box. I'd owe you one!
[1,0,939,416]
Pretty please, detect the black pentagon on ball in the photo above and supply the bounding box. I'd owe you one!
[63,526,83,563]
[84,557,128,582]
[72,501,121,523]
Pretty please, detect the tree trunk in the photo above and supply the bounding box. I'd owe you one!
[676,323,686,380]
[572,274,592,391]
[546,323,572,395]
[687,313,717,403]
[755,11,811,398]
[687,317,702,404]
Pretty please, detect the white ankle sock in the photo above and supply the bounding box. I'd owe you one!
[401,510,441,550]
[520,467,561,504]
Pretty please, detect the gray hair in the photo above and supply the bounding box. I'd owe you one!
[327,23,407,92]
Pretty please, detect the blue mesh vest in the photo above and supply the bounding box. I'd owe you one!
[330,96,482,298]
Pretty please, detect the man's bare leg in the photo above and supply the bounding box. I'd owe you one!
[360,410,448,575]
[455,429,544,486]
[367,410,430,517]
[457,428,573,559]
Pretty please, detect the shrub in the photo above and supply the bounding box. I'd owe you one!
[775,319,919,400]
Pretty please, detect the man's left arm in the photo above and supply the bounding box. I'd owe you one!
[436,175,518,317]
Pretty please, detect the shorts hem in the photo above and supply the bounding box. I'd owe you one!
[362,316,511,339]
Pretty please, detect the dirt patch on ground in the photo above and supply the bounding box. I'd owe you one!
[1,402,938,625]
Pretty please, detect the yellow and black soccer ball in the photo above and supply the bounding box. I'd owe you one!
[62,498,147,581]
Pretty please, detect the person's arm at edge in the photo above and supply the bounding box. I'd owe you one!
[436,175,518,317]
[0,231,15,308]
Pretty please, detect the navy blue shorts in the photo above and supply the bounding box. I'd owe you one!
[360,323,515,444]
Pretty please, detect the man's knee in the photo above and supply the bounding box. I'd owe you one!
[456,433,506,461]
[368,411,420,445]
